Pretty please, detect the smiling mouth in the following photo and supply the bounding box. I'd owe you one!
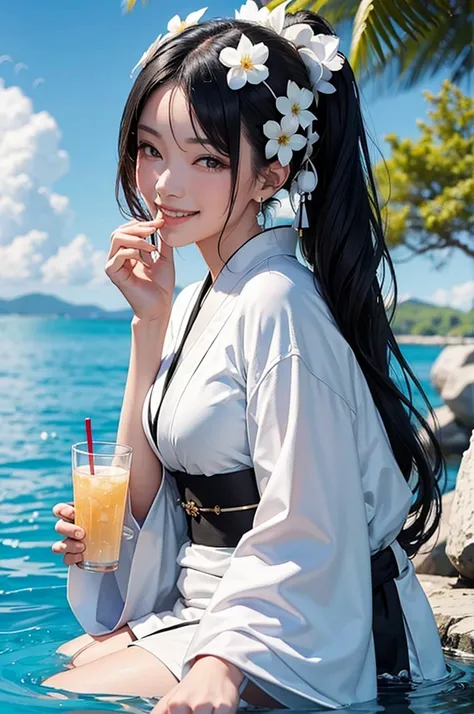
[158,207,199,219]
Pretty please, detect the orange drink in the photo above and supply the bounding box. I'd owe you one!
[72,442,133,572]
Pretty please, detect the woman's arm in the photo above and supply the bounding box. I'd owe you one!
[116,313,171,523]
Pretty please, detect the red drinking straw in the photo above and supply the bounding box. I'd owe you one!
[85,417,95,475]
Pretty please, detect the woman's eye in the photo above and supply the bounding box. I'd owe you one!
[197,156,227,171]
[138,142,161,159]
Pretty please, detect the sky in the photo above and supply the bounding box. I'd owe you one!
[0,0,472,312]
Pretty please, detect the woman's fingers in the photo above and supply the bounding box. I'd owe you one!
[108,233,158,260]
[54,519,84,539]
[63,553,84,566]
[52,502,75,523]
[105,248,150,277]
[52,538,85,555]
[110,218,163,242]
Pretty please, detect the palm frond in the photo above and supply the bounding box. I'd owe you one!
[350,0,451,77]
[361,3,473,92]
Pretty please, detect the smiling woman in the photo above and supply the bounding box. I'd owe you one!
[43,2,448,713]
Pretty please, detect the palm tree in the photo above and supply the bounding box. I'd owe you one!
[265,0,472,90]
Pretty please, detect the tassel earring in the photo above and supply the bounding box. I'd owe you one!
[256,198,266,228]
[292,193,309,237]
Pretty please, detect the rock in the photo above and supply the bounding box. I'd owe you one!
[413,491,458,577]
[446,430,474,582]
[425,404,471,458]
[441,364,474,429]
[431,345,474,396]
[419,574,474,655]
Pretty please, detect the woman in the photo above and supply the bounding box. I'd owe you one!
[44,4,448,711]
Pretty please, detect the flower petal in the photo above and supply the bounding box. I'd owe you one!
[282,23,313,49]
[265,139,279,159]
[325,55,345,72]
[251,42,269,65]
[289,133,307,152]
[246,65,269,84]
[299,87,314,110]
[263,120,281,139]
[315,79,336,94]
[278,145,293,167]
[276,96,292,116]
[299,48,324,85]
[312,34,340,62]
[227,66,247,90]
[167,15,181,32]
[185,7,208,25]
[287,80,301,102]
[267,0,291,35]
[235,0,259,21]
[281,114,299,135]
[219,47,240,68]
[321,65,333,81]
[299,110,317,129]
[237,33,254,56]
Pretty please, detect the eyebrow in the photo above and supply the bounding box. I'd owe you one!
[137,123,213,146]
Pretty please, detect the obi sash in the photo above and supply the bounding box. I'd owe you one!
[168,463,411,680]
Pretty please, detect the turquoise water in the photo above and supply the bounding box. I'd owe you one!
[0,316,472,713]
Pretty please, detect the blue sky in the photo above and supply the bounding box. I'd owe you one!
[0,0,472,311]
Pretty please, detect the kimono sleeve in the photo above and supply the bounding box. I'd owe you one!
[182,353,376,709]
[67,468,188,636]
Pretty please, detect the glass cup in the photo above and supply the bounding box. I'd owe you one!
[72,441,133,572]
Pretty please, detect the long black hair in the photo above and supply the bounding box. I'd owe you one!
[116,10,445,558]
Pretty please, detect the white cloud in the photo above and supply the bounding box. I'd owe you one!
[427,281,474,312]
[41,234,107,285]
[0,229,47,280]
[0,78,105,288]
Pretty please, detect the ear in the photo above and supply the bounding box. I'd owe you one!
[254,160,291,202]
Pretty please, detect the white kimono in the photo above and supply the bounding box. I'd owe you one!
[68,226,447,709]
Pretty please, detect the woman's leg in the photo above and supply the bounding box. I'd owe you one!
[56,625,136,667]
[42,646,179,698]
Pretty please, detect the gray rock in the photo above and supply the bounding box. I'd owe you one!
[419,574,474,655]
[425,404,471,458]
[446,430,474,582]
[413,491,458,577]
[431,345,474,396]
[441,364,474,429]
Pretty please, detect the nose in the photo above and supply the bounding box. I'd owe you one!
[154,167,185,200]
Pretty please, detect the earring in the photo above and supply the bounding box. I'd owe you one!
[256,198,266,228]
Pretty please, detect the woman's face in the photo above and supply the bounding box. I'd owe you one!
[136,82,261,249]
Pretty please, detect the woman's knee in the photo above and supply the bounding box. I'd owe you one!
[55,626,136,668]
[56,633,94,659]
[42,646,178,698]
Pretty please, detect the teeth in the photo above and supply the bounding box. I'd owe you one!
[161,208,195,218]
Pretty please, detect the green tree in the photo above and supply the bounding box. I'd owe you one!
[266,0,473,90]
[375,80,473,262]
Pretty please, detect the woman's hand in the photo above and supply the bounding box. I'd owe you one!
[51,503,85,566]
[105,213,175,322]
[151,655,244,714]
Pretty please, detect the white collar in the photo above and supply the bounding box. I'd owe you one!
[221,225,298,278]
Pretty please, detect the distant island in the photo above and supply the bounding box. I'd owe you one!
[1,293,473,339]
[392,299,474,338]
[0,288,182,320]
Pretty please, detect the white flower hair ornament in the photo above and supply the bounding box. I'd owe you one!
[131,3,345,234]
[130,7,208,77]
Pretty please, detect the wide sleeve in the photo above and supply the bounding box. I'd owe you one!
[182,354,376,709]
[67,467,188,636]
